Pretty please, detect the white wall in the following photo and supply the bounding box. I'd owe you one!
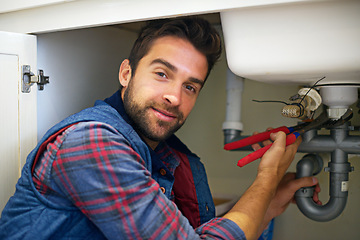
[37,26,137,139]
[36,23,360,240]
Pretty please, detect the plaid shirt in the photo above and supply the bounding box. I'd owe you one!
[33,121,245,239]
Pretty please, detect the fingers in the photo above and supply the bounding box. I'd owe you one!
[251,143,261,151]
[268,131,286,151]
[282,172,296,182]
[285,175,322,205]
[250,128,275,151]
[250,134,269,151]
[258,132,288,176]
[287,176,318,191]
[291,135,302,148]
[264,127,274,144]
[275,132,301,164]
[261,132,286,163]
[312,183,322,205]
[253,128,301,178]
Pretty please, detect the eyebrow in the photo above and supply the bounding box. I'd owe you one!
[188,77,205,89]
[151,58,177,72]
[150,58,205,88]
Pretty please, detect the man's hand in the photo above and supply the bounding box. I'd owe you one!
[255,172,321,238]
[257,131,302,184]
[260,173,321,231]
[224,130,303,240]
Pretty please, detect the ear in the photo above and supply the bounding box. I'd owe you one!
[119,59,132,88]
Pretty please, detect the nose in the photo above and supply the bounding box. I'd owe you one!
[163,85,182,106]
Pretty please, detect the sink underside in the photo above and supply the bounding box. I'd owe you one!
[221,0,360,85]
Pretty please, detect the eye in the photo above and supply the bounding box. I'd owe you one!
[155,72,167,78]
[184,84,196,93]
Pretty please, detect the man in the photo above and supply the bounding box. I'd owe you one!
[0,17,320,239]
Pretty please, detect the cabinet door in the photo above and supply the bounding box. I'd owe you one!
[0,31,37,212]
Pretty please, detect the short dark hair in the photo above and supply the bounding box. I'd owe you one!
[128,16,222,81]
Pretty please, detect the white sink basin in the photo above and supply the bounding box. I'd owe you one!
[220,0,360,85]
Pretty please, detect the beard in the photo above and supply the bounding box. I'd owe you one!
[123,83,185,142]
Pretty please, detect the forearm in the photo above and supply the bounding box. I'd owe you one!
[223,173,278,240]
[256,206,274,238]
[223,132,301,239]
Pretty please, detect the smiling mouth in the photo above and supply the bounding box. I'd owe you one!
[152,107,177,121]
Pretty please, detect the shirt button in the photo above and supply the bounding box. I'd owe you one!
[160,187,166,194]
[160,169,167,176]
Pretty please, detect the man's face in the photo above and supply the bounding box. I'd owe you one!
[119,36,208,149]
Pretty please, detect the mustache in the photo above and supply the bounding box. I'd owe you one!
[148,102,184,120]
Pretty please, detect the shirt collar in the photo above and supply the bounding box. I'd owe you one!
[104,90,132,125]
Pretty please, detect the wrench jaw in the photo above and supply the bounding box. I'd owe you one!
[323,108,353,128]
[295,108,353,135]
[296,111,330,134]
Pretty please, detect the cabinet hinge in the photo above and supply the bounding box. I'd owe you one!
[22,65,49,93]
